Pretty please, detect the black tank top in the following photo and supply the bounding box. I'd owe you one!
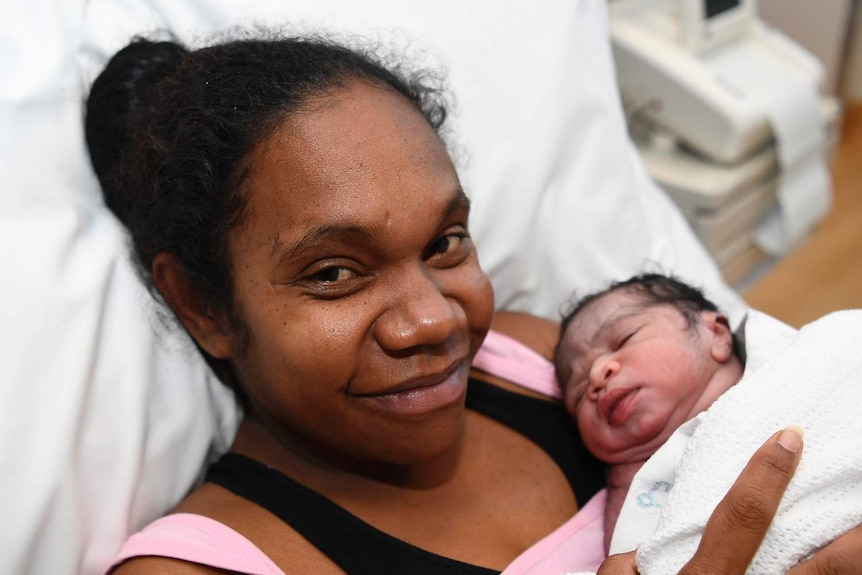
[206,378,605,575]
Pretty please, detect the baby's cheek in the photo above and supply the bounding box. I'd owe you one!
[561,385,577,417]
[577,413,604,456]
[564,380,588,416]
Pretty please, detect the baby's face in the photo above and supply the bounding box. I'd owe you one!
[557,291,730,464]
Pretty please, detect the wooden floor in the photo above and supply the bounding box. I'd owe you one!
[744,104,862,327]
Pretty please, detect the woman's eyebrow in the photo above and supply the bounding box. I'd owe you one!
[443,188,471,220]
[270,225,374,264]
[270,188,470,264]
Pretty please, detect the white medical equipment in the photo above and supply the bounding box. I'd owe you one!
[609,0,837,286]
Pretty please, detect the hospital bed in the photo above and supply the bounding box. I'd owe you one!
[1,1,745,574]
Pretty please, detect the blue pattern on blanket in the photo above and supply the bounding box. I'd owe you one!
[637,481,672,508]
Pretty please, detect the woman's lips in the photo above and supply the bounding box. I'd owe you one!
[599,387,639,427]
[351,361,469,416]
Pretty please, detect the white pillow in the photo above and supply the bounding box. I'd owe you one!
[0,6,239,575]
[2,1,746,574]
[79,0,746,321]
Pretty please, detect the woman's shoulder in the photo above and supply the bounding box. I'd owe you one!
[470,311,561,400]
[180,481,345,574]
[111,555,225,575]
[107,482,325,575]
[106,505,287,575]
[490,310,559,361]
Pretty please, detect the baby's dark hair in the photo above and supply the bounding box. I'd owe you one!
[85,32,449,331]
[555,273,742,376]
[559,273,720,333]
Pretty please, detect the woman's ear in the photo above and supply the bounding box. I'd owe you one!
[152,252,234,359]
[702,311,735,363]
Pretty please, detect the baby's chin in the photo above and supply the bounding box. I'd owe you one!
[594,427,674,465]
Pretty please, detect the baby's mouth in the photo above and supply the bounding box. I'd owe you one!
[599,387,638,426]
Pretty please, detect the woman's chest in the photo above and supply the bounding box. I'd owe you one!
[204,408,582,573]
[311,412,580,571]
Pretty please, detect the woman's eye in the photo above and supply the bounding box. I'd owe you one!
[429,235,460,255]
[425,232,469,259]
[310,266,357,283]
[291,262,369,299]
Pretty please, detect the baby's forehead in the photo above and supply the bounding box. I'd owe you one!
[567,289,646,333]
[557,293,632,366]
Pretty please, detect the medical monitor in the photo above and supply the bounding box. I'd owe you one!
[706,0,741,19]
[681,0,756,52]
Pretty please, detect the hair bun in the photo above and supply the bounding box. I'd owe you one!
[85,37,187,225]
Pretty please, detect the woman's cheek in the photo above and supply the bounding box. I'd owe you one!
[465,266,495,334]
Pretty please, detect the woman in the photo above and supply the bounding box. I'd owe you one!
[86,34,862,574]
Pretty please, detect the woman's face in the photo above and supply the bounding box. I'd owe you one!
[223,80,494,468]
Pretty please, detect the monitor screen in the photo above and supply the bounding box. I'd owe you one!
[705,0,741,19]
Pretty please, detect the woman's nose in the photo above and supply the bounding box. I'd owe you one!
[587,355,619,398]
[373,267,463,352]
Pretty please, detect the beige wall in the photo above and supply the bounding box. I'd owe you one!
[758,0,856,98]
[844,4,862,102]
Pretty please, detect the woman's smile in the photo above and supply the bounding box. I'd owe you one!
[350,359,470,416]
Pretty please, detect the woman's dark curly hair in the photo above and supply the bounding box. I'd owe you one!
[85,32,449,334]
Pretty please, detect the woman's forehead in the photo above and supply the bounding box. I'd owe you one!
[253,83,445,174]
[234,79,459,247]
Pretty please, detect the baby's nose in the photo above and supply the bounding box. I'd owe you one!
[587,356,619,397]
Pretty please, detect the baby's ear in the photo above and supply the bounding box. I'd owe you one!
[702,312,735,363]
[152,252,235,359]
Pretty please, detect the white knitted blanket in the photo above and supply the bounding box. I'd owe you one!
[634,309,862,574]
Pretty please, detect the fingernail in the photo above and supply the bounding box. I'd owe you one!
[778,425,803,454]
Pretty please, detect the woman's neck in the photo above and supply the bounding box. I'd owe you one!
[231,413,467,492]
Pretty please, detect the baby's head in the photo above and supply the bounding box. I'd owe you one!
[554,274,743,464]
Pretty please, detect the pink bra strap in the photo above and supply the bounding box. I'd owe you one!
[106,513,285,575]
[473,329,561,400]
